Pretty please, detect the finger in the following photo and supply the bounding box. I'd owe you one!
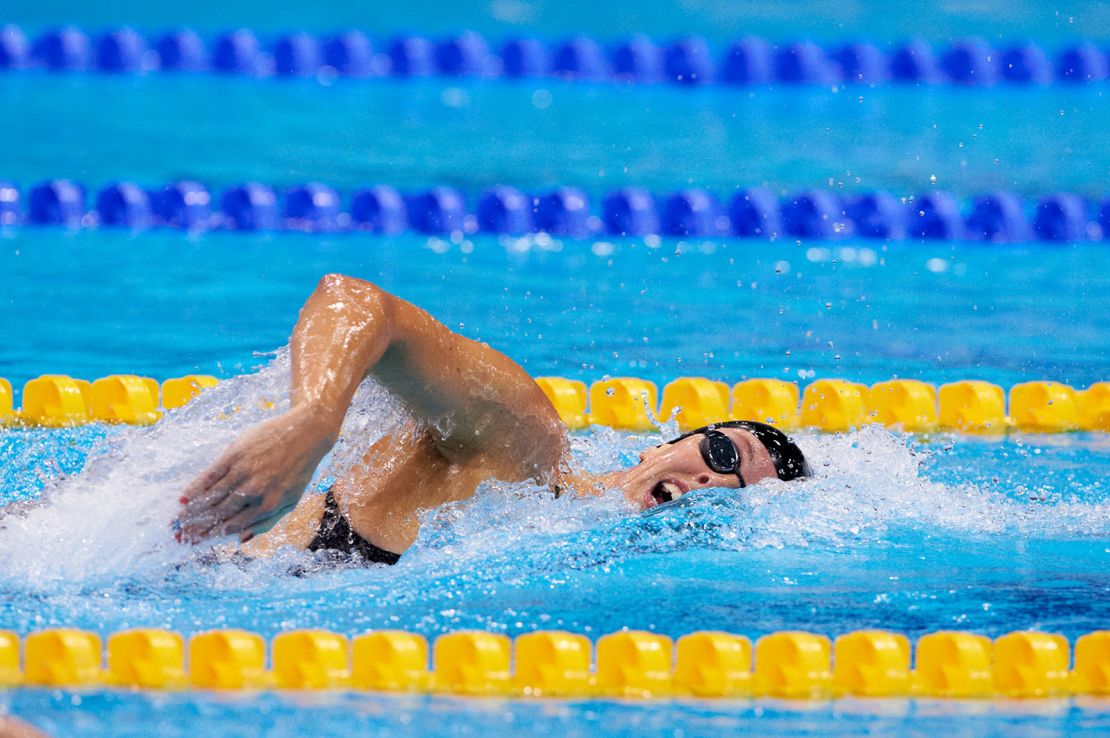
[184,465,246,511]
[181,460,233,504]
[196,490,257,539]
[181,484,233,518]
[179,480,250,542]
[178,484,236,535]
[210,505,261,540]
[179,510,224,544]
[177,504,220,544]
[176,472,245,539]
[213,487,256,517]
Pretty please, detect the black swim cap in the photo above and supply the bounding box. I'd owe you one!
[666,420,811,482]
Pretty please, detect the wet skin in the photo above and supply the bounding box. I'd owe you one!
[177,274,781,557]
[0,717,50,738]
[601,427,780,511]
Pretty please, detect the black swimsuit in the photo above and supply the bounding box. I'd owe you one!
[306,490,401,566]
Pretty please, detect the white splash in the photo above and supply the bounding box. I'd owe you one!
[0,350,408,586]
[384,422,1110,591]
[1,355,1107,590]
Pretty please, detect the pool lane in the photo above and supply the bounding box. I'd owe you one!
[1,230,1107,394]
[1,74,1107,196]
[4,0,1109,45]
[8,687,1110,738]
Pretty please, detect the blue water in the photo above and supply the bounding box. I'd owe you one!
[2,76,1109,196]
[8,690,1110,738]
[5,0,1110,44]
[1,408,1109,736]
[1,232,1107,393]
[2,1,1109,737]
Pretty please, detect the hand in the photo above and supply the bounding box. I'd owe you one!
[176,405,338,543]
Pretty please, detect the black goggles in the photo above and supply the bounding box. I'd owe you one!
[666,428,746,488]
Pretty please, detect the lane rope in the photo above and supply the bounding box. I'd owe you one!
[2,375,1106,433]
[1,627,1107,698]
[1,180,1107,242]
[2,25,1108,88]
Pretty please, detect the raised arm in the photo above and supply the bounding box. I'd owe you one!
[178,274,560,542]
[288,274,396,438]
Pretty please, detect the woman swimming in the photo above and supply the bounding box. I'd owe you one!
[177,274,809,563]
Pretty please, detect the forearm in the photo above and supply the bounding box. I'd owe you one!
[290,273,556,452]
[289,274,394,438]
[179,274,403,542]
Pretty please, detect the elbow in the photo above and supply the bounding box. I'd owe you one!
[311,273,391,320]
[315,273,370,296]
[314,273,386,303]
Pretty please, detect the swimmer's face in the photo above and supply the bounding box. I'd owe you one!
[610,428,779,511]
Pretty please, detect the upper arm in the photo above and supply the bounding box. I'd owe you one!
[374,290,531,412]
[370,287,563,451]
[310,274,563,468]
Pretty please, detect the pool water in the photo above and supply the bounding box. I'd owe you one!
[8,689,1110,738]
[6,0,1109,49]
[2,75,1109,196]
[1,232,1107,392]
[1,237,1108,735]
[2,0,1109,736]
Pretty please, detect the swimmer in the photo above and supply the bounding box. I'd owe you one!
[178,274,809,563]
[0,717,50,738]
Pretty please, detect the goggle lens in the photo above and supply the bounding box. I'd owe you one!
[698,430,745,487]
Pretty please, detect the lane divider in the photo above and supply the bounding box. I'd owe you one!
[1,374,1106,433]
[547,376,1110,433]
[1,180,1108,243]
[1,374,216,427]
[1,25,1108,87]
[1,627,1108,698]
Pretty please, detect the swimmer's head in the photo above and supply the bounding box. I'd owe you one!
[603,420,810,511]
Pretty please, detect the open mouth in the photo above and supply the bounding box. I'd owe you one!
[651,480,684,506]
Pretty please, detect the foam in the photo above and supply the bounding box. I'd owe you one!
[0,352,1107,591]
[0,349,409,585]
[397,422,1110,586]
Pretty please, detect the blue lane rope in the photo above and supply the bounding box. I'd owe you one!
[1,25,1109,87]
[1,179,1107,242]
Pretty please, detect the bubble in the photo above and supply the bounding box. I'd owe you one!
[926,257,948,273]
[531,89,553,110]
